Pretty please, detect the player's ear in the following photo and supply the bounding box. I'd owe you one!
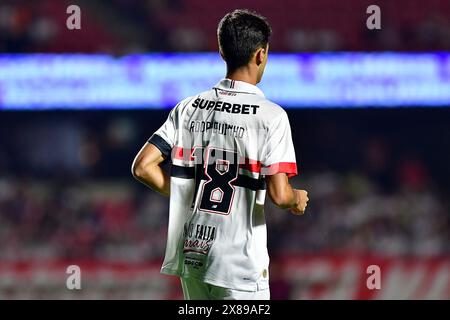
[255,48,263,66]
[255,46,268,66]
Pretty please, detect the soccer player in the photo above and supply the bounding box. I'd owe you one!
[132,9,309,300]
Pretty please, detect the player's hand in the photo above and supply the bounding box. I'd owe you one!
[290,189,309,215]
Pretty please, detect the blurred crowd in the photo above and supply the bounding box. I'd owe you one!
[0,176,168,262]
[268,171,449,257]
[1,0,449,53]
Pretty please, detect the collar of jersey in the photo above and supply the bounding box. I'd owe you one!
[213,78,265,98]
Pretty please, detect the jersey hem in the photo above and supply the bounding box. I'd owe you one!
[160,267,269,292]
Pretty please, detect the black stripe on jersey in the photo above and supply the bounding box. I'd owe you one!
[170,165,266,191]
[233,174,266,191]
[171,165,194,179]
[148,134,172,159]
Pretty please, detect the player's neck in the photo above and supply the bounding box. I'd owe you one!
[226,66,258,86]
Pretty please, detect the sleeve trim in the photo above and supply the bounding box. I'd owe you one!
[148,134,172,159]
[261,162,298,178]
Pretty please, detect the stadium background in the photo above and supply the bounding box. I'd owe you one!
[0,0,449,299]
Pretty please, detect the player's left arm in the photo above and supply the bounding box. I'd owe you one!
[131,142,170,196]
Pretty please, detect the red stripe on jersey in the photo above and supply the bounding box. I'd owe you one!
[172,146,184,159]
[172,146,193,161]
[261,162,298,178]
[239,158,262,173]
[171,146,297,177]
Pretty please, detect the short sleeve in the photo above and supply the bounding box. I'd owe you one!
[261,111,298,177]
[148,103,179,159]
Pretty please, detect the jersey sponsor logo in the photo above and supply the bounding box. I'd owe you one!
[192,98,260,115]
[183,258,204,268]
[183,222,216,255]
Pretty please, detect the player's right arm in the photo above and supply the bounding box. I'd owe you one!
[266,173,308,215]
[132,142,170,196]
[131,98,187,196]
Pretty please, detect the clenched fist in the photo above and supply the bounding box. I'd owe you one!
[290,189,309,215]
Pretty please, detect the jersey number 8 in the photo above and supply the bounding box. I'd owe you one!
[191,147,238,215]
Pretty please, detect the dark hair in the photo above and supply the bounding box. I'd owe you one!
[217,9,272,72]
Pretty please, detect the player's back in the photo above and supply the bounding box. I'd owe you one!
[150,79,297,291]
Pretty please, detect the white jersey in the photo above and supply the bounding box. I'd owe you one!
[149,79,297,291]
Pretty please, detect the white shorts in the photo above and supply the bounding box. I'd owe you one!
[180,277,270,300]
